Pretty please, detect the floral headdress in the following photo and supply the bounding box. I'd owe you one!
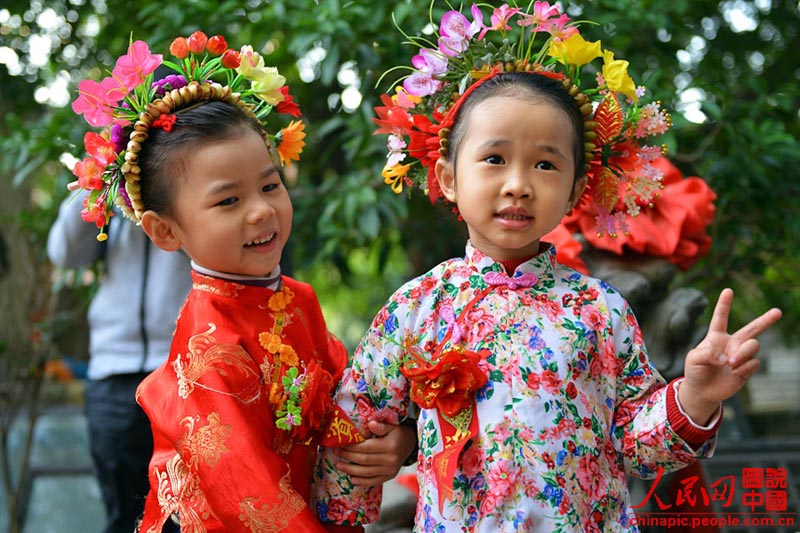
[374,2,672,236]
[71,31,305,241]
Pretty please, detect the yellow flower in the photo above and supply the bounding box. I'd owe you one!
[602,50,638,101]
[237,45,286,105]
[382,163,411,194]
[276,120,305,167]
[549,34,602,66]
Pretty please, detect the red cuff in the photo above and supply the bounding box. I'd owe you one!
[666,378,722,448]
[323,525,364,533]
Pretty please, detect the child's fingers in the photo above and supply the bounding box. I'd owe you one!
[335,461,394,487]
[707,288,734,334]
[690,342,729,366]
[727,338,761,368]
[366,419,394,437]
[337,441,383,460]
[732,307,782,342]
[728,357,760,382]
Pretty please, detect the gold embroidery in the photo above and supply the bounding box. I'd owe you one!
[237,470,306,532]
[176,412,232,469]
[174,323,261,402]
[326,411,365,443]
[443,405,473,443]
[193,280,244,298]
[148,453,214,533]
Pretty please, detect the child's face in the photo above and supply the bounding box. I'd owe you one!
[436,95,586,261]
[148,128,293,277]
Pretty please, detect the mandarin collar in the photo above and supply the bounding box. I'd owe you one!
[190,261,282,291]
[463,240,556,288]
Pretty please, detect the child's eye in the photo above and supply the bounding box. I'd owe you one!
[485,155,504,165]
[536,161,556,170]
[216,197,238,207]
[262,183,279,193]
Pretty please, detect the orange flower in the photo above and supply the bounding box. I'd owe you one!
[268,286,294,312]
[278,344,298,366]
[401,348,488,418]
[276,120,305,166]
[259,332,282,353]
[169,37,189,59]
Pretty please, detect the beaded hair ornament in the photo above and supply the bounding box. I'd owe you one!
[374,2,672,236]
[70,31,305,241]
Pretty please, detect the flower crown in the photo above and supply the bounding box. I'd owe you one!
[374,2,672,236]
[70,31,305,241]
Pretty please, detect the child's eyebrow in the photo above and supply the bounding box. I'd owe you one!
[207,181,239,195]
[536,144,567,162]
[478,139,567,161]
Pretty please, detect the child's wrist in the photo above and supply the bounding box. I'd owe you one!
[677,379,720,425]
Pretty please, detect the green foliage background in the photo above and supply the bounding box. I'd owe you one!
[1,0,798,349]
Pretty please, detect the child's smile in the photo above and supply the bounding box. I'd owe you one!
[153,127,293,277]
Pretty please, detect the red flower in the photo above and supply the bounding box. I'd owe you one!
[152,113,177,131]
[83,132,116,166]
[372,94,413,135]
[169,37,189,59]
[401,348,488,418]
[220,49,241,69]
[275,85,302,117]
[206,35,227,55]
[81,194,111,228]
[73,157,105,191]
[565,381,578,399]
[187,31,208,55]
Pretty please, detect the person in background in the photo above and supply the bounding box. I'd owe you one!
[48,192,191,533]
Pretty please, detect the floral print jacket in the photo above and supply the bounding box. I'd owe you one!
[313,242,717,532]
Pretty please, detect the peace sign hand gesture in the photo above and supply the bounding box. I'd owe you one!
[678,288,782,425]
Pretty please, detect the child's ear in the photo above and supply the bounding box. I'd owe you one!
[567,175,589,214]
[140,210,182,252]
[435,158,457,203]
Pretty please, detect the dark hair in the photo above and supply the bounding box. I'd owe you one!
[445,72,586,183]
[138,100,266,215]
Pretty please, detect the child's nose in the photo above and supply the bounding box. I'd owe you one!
[248,196,275,223]
[502,170,533,198]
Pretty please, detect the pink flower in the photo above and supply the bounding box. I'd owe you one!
[403,48,448,97]
[518,1,561,29]
[438,6,483,55]
[486,459,518,499]
[486,4,522,34]
[537,13,578,40]
[403,71,439,97]
[71,78,123,127]
[635,102,671,138]
[577,454,604,499]
[111,40,163,93]
[412,48,448,76]
[461,444,485,477]
[580,304,607,332]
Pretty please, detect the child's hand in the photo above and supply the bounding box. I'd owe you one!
[679,288,782,424]
[333,420,417,487]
